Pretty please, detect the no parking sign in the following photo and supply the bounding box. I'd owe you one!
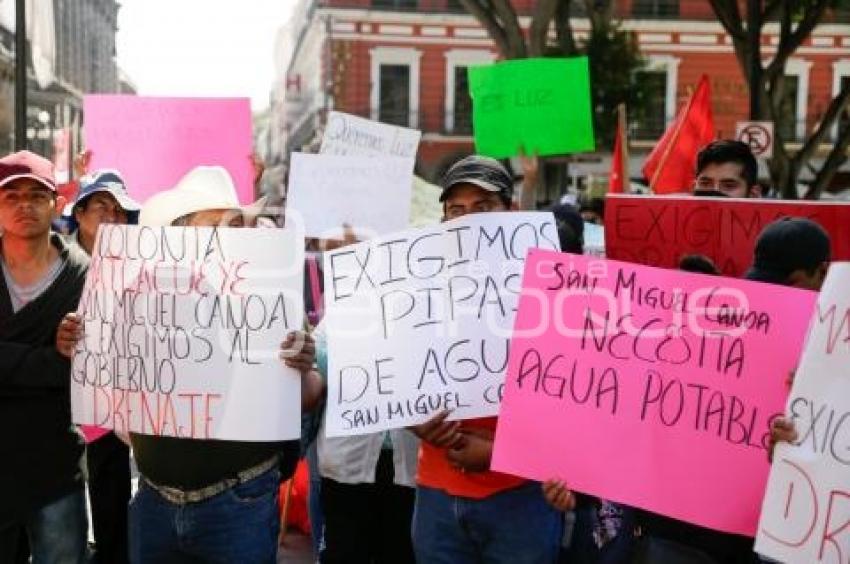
[736,121,774,159]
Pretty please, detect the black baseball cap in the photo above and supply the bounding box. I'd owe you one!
[439,155,513,203]
[744,217,831,285]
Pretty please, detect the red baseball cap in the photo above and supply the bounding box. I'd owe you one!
[0,150,57,192]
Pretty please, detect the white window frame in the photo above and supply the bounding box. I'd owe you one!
[370,46,421,128]
[831,59,850,140]
[784,58,813,141]
[443,49,494,133]
[645,54,681,127]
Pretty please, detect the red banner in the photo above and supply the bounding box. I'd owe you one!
[605,195,850,276]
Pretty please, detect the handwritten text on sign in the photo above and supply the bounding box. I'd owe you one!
[70,225,305,441]
[323,212,559,437]
[320,111,421,160]
[605,195,850,277]
[492,250,816,536]
[756,263,850,564]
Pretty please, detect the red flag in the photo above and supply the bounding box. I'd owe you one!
[609,106,626,194]
[642,75,714,194]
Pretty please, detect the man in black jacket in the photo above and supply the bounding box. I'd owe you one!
[0,151,89,563]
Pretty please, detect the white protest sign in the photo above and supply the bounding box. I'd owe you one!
[320,111,421,160]
[583,222,605,257]
[70,225,305,442]
[323,212,559,437]
[755,263,850,564]
[287,152,413,238]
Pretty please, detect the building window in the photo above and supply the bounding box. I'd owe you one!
[777,75,800,142]
[452,68,472,134]
[633,55,680,140]
[370,47,421,128]
[631,0,679,18]
[782,58,812,142]
[832,59,850,141]
[379,65,411,126]
[446,0,465,11]
[372,0,417,9]
[444,49,494,135]
[634,70,667,139]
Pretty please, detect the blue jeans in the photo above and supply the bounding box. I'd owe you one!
[129,468,280,564]
[0,488,89,564]
[412,482,562,564]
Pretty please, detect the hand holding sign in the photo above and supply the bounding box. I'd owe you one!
[755,263,850,564]
[492,250,817,535]
[70,224,306,442]
[323,212,559,437]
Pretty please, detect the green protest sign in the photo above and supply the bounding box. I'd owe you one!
[468,57,595,158]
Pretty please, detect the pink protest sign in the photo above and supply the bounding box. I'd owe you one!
[83,96,255,205]
[79,424,109,443]
[492,249,817,536]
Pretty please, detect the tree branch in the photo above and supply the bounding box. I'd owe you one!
[490,0,527,58]
[791,81,850,175]
[792,80,850,198]
[708,0,750,82]
[459,0,512,58]
[708,0,746,41]
[529,0,558,57]
[762,0,781,21]
[554,0,577,56]
[805,124,850,199]
[766,0,829,80]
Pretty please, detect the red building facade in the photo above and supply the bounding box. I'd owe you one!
[277,0,850,198]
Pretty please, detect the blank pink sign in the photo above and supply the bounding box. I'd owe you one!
[492,249,817,536]
[83,96,255,205]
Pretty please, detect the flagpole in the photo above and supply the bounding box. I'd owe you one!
[648,84,698,192]
[618,104,629,192]
[14,0,26,150]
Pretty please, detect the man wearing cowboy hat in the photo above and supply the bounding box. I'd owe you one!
[57,165,322,563]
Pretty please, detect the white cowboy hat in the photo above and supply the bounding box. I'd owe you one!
[139,165,267,226]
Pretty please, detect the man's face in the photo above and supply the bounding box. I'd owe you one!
[182,208,244,228]
[787,263,828,291]
[0,179,62,239]
[74,192,129,241]
[694,162,760,198]
[442,183,508,221]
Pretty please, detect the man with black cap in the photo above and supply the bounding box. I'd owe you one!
[747,217,832,462]
[411,155,561,564]
[64,168,140,564]
[0,150,89,563]
[744,217,830,290]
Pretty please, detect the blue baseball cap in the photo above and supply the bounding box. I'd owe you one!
[63,169,141,227]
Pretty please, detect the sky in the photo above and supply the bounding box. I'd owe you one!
[116,0,297,113]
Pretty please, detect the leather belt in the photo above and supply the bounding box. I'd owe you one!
[143,455,278,505]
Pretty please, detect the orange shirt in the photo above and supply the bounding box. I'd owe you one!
[416,417,526,499]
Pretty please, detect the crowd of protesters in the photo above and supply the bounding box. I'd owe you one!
[0,136,832,564]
